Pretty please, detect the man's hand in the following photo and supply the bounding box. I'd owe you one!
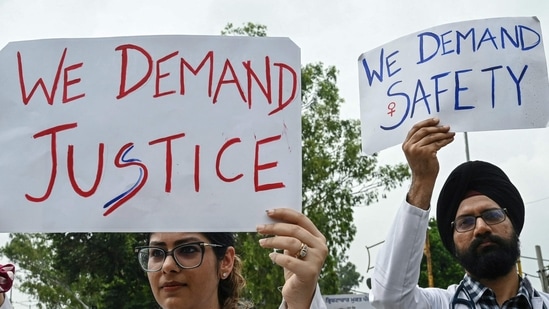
[403,118,454,210]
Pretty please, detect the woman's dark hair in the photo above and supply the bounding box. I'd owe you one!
[201,233,249,309]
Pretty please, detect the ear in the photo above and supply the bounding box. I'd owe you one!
[219,246,235,279]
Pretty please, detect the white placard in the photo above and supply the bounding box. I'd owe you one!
[0,35,301,232]
[358,17,549,154]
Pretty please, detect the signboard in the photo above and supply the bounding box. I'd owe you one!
[324,294,374,309]
[358,17,549,154]
[0,35,301,232]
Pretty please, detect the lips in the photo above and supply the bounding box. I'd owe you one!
[478,241,495,248]
[161,281,186,289]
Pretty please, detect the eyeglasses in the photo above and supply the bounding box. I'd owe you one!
[135,242,225,272]
[451,208,507,233]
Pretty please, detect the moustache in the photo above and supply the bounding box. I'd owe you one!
[470,234,506,251]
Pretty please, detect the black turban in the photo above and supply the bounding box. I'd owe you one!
[436,160,524,254]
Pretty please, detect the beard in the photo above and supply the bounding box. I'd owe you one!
[455,233,520,280]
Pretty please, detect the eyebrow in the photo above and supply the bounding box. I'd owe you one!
[149,236,203,247]
[455,207,501,218]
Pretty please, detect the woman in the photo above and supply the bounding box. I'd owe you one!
[136,208,328,309]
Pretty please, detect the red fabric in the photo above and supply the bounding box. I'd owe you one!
[0,264,15,292]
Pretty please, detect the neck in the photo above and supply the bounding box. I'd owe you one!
[475,266,520,307]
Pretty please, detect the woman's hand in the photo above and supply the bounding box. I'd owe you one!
[257,208,328,309]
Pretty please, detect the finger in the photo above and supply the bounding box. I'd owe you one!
[418,131,454,149]
[404,118,440,142]
[257,220,326,253]
[263,208,325,240]
[404,124,454,151]
[258,235,302,254]
[268,251,322,280]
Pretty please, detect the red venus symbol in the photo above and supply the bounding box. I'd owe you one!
[387,101,396,116]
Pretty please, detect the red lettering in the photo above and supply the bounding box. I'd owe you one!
[116,44,153,99]
[213,59,246,104]
[149,133,186,192]
[254,135,285,191]
[154,51,179,98]
[67,143,104,197]
[254,135,286,192]
[216,138,243,182]
[62,62,85,103]
[25,122,78,202]
[269,63,298,116]
[180,51,214,97]
[244,56,272,109]
[17,48,67,105]
[194,145,200,192]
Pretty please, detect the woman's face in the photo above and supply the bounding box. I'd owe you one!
[146,232,233,309]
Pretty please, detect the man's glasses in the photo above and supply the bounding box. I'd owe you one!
[451,208,507,233]
[135,242,225,272]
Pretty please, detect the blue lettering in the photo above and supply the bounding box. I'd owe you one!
[411,79,431,118]
[481,65,503,108]
[440,30,455,55]
[454,69,474,110]
[417,31,440,64]
[361,48,385,86]
[477,28,498,51]
[386,50,401,77]
[501,26,519,49]
[519,25,541,50]
[506,65,528,106]
[456,28,475,54]
[381,81,410,130]
[431,71,450,112]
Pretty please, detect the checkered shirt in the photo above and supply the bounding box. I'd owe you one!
[459,274,547,309]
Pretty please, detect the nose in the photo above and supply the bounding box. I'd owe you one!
[162,253,180,273]
[473,216,492,236]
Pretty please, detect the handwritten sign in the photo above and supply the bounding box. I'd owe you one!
[358,17,549,154]
[0,35,301,232]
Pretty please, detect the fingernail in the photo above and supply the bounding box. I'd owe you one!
[266,209,274,215]
[256,224,265,232]
[258,238,266,246]
[269,252,276,264]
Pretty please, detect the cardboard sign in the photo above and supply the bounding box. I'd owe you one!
[358,17,549,154]
[0,35,301,232]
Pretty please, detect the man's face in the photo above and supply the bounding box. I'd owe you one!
[452,195,520,280]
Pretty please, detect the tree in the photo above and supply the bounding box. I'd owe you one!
[1,23,410,308]
[419,218,464,288]
[1,233,156,309]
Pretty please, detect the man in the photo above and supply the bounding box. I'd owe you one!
[369,118,549,308]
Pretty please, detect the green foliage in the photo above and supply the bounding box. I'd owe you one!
[419,219,465,288]
[221,22,267,37]
[1,233,157,308]
[0,22,411,308]
[337,261,364,294]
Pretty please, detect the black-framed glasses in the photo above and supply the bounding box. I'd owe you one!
[135,242,225,272]
[451,208,507,233]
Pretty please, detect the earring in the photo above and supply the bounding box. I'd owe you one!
[222,272,227,279]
